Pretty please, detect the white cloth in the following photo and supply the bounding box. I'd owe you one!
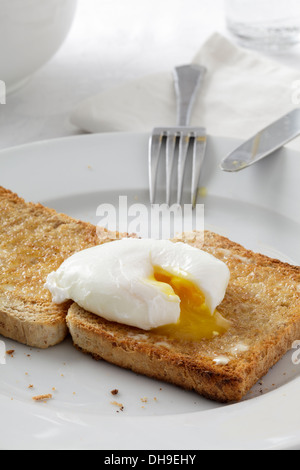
[70,32,300,151]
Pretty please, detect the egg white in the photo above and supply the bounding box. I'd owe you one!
[45,238,230,330]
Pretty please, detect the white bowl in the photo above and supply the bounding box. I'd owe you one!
[0,0,78,93]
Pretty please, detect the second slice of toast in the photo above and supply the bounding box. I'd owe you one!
[0,187,103,348]
[66,231,300,402]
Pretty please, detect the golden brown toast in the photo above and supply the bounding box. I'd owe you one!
[1,186,299,402]
[66,231,300,403]
[0,187,101,348]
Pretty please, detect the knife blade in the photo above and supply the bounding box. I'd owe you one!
[220,108,300,172]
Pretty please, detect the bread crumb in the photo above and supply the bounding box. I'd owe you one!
[28,384,34,389]
[32,394,53,402]
[111,389,119,396]
[141,397,148,403]
[6,350,14,356]
[110,401,124,411]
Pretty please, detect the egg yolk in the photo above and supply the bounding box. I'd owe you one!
[151,267,230,341]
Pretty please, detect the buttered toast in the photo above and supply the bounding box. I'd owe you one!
[66,231,300,403]
[0,187,101,348]
[1,186,299,402]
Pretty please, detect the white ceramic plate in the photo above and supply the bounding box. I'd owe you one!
[0,132,299,450]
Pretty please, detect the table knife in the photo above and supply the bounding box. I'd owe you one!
[220,108,300,172]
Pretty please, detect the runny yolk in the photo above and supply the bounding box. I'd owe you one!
[151,267,230,341]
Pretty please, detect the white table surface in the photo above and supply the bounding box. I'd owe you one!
[1,0,300,151]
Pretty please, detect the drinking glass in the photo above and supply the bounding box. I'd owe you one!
[225,0,300,50]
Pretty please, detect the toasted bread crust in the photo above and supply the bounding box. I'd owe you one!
[66,231,300,402]
[0,187,101,348]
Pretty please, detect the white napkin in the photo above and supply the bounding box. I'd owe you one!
[70,33,300,151]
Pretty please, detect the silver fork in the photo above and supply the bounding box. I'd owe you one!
[149,64,207,207]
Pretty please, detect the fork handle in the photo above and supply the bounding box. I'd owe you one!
[173,65,206,127]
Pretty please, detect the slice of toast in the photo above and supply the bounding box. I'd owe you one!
[0,187,103,348]
[66,231,300,402]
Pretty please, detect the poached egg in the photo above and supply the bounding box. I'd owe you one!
[45,238,231,341]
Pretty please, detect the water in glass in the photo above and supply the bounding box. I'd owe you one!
[225,0,300,50]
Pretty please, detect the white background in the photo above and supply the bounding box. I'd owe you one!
[1,0,300,150]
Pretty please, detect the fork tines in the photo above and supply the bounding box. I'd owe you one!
[149,126,207,207]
